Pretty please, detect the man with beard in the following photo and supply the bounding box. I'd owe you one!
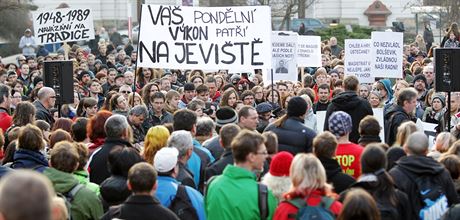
[313,84,330,113]
[412,74,428,116]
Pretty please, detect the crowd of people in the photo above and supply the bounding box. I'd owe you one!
[0,22,460,220]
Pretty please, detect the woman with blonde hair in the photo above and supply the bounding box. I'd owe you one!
[128,92,144,108]
[142,125,170,164]
[414,34,427,53]
[164,90,180,114]
[274,153,342,219]
[428,132,456,160]
[386,121,417,170]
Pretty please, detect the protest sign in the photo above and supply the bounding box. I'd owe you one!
[296,36,321,67]
[421,121,437,150]
[316,111,326,133]
[270,32,298,82]
[137,5,272,70]
[32,8,95,44]
[372,108,385,142]
[345,39,373,83]
[371,32,403,78]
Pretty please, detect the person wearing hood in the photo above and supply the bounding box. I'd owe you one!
[384,88,418,146]
[324,75,373,144]
[422,93,446,131]
[301,94,317,132]
[264,96,317,155]
[375,79,394,106]
[389,132,459,219]
[341,144,413,220]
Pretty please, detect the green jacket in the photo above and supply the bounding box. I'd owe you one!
[73,170,101,196]
[205,165,277,220]
[44,168,103,220]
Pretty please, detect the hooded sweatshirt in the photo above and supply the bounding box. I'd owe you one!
[324,91,374,143]
[379,79,394,105]
[389,156,460,218]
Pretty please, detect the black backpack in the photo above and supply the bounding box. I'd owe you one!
[169,184,199,220]
[401,168,449,220]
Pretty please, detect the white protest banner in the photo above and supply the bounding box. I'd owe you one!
[270,32,298,82]
[137,5,272,70]
[32,8,95,44]
[297,36,321,67]
[422,121,437,150]
[345,39,373,83]
[316,111,326,133]
[371,31,403,78]
[372,108,385,142]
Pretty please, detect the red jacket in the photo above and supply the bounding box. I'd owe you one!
[0,111,12,133]
[274,189,342,220]
[335,143,364,179]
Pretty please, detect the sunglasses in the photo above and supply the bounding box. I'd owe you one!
[120,91,131,94]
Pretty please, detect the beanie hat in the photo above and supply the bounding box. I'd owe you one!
[413,74,428,88]
[184,83,195,91]
[215,107,238,128]
[287,96,308,117]
[256,102,273,113]
[269,151,294,177]
[432,93,446,107]
[33,76,43,87]
[328,111,353,137]
[78,70,90,81]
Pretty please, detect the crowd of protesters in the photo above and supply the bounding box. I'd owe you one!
[0,22,460,220]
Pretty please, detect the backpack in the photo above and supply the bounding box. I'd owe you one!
[169,184,199,220]
[402,169,449,220]
[204,176,269,220]
[57,183,85,220]
[285,196,335,220]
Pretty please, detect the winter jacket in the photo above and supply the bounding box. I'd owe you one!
[274,189,342,220]
[324,91,374,143]
[265,117,317,155]
[11,149,48,172]
[205,149,233,181]
[155,176,206,220]
[318,156,356,194]
[340,176,413,220]
[33,100,54,126]
[202,135,224,159]
[443,39,460,48]
[0,108,12,133]
[43,167,103,220]
[177,162,196,189]
[18,35,37,57]
[389,155,460,218]
[304,109,317,132]
[206,165,277,220]
[336,142,364,179]
[101,195,179,220]
[73,170,100,196]
[384,105,416,146]
[100,175,131,211]
[88,138,135,184]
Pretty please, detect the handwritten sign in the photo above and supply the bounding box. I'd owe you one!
[32,8,95,44]
[137,5,272,70]
[270,32,297,82]
[345,39,373,83]
[371,32,403,78]
[297,36,321,67]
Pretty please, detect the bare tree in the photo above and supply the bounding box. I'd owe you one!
[0,0,36,41]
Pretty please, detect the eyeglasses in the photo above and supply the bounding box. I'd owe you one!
[120,91,131,94]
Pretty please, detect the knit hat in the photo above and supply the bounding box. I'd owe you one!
[77,70,90,81]
[328,111,353,137]
[287,96,308,117]
[215,107,238,128]
[413,74,428,88]
[432,93,446,107]
[154,147,179,173]
[184,83,195,91]
[256,102,273,113]
[33,76,43,87]
[269,151,294,177]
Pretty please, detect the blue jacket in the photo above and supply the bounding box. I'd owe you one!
[155,176,206,220]
[11,149,48,172]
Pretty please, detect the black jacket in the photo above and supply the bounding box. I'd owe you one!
[88,138,135,184]
[324,91,373,143]
[101,195,179,220]
[33,100,54,126]
[319,156,355,194]
[202,136,224,160]
[205,149,233,181]
[264,117,317,155]
[100,175,131,211]
[384,105,416,146]
[389,155,460,217]
[177,162,196,189]
[340,179,413,220]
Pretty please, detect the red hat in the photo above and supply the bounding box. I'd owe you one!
[269,151,294,177]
